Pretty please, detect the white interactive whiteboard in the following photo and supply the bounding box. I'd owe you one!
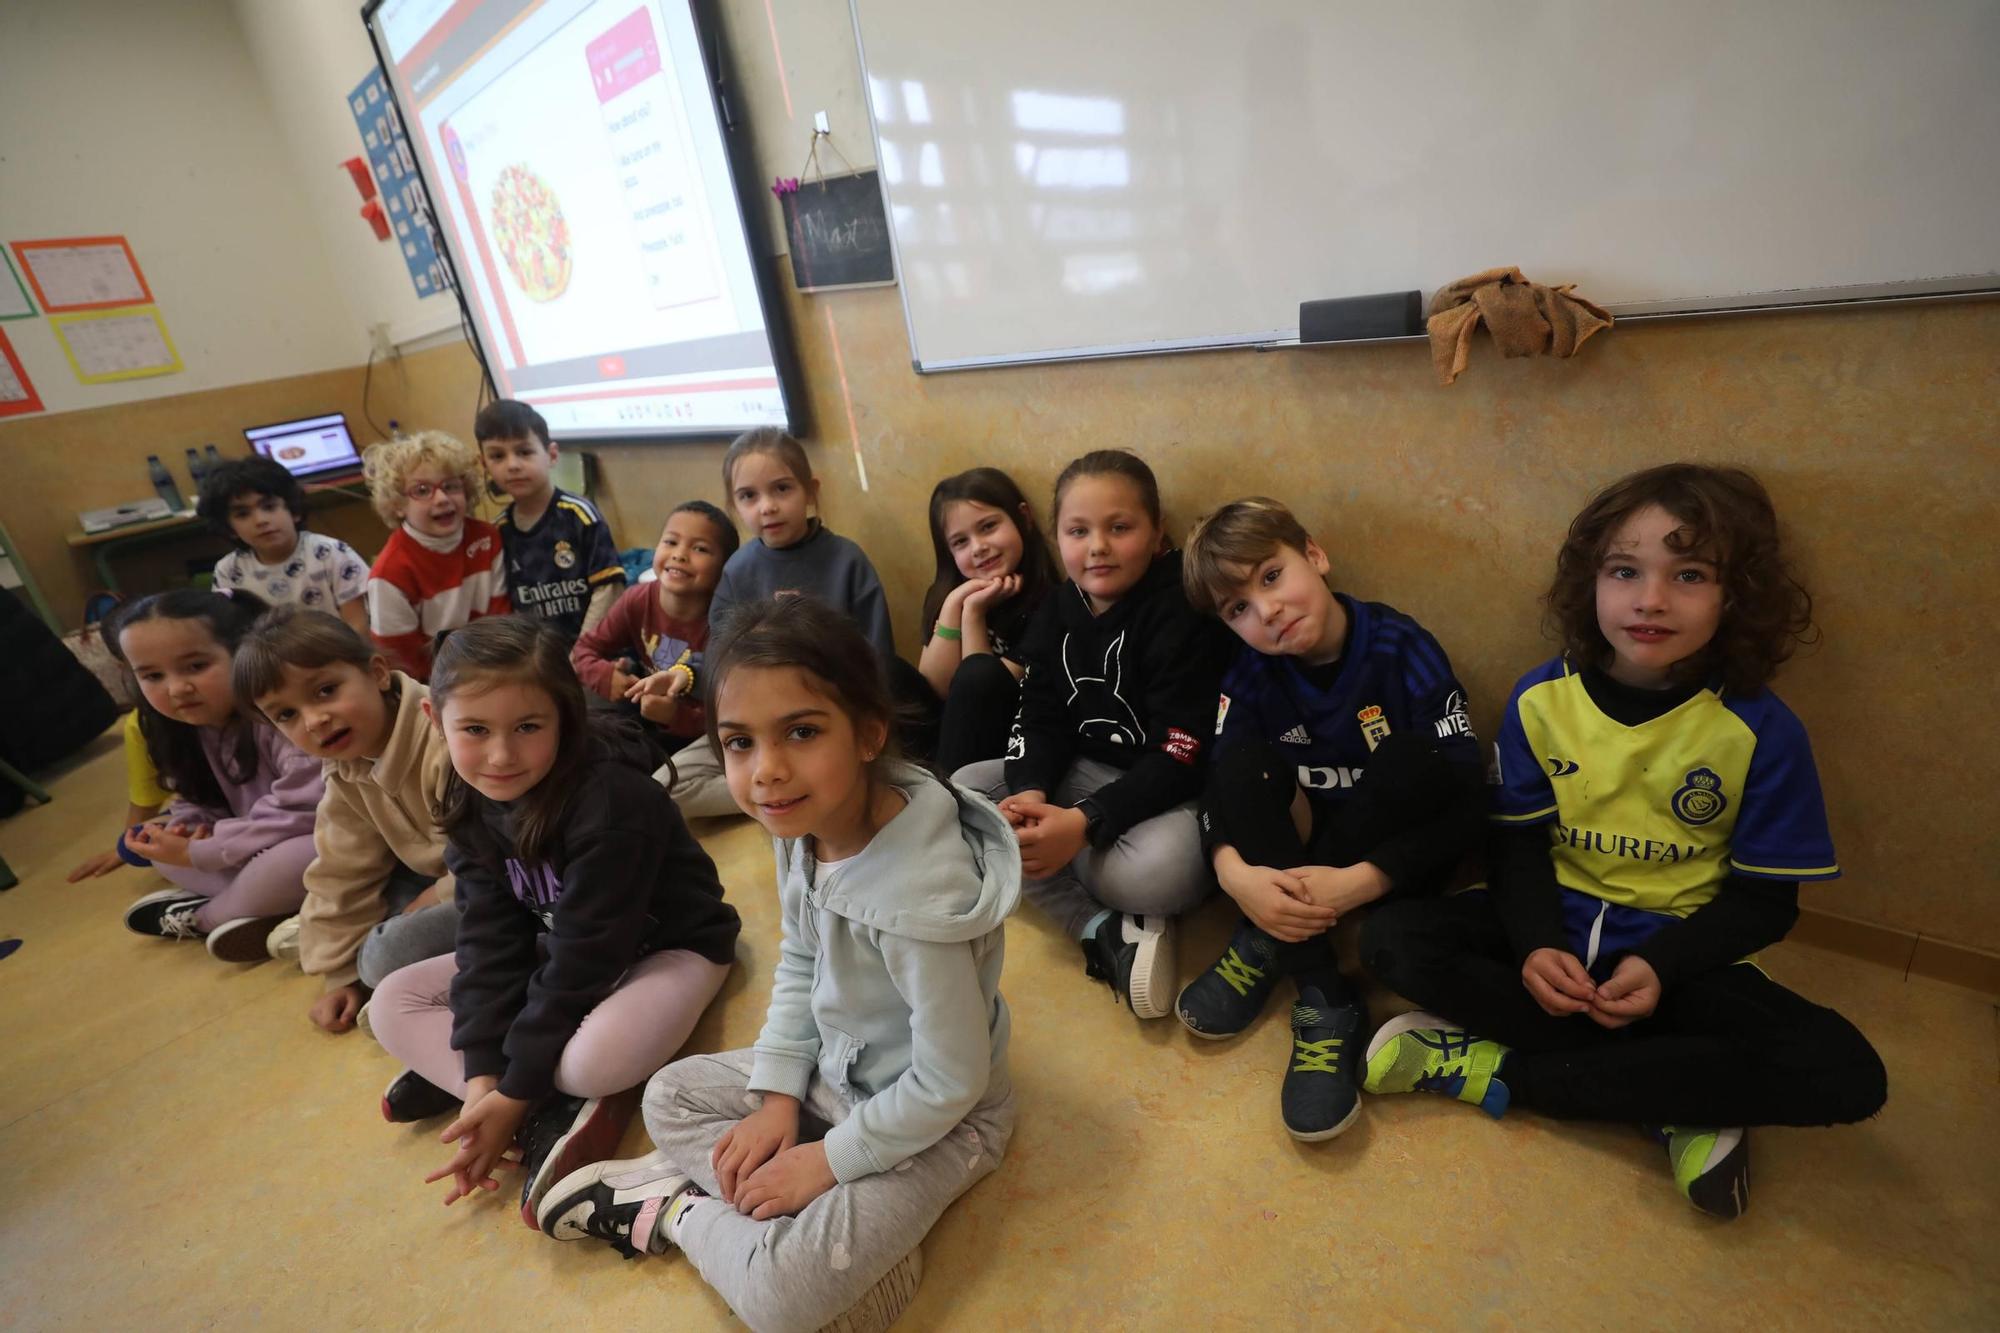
[364,0,801,438]
[850,0,2000,371]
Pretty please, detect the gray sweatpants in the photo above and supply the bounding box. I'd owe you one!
[356,901,458,990]
[657,736,742,820]
[643,1048,1015,1333]
[953,756,1212,937]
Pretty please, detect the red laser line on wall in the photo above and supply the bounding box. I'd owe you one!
[761,0,794,120]
[825,305,866,492]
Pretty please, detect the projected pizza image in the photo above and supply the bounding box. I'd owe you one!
[491,164,574,302]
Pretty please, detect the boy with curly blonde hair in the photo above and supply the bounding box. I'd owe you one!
[362,430,510,680]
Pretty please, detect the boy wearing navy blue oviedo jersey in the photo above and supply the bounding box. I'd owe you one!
[1360,465,1886,1220]
[1177,499,1485,1141]
[477,400,626,640]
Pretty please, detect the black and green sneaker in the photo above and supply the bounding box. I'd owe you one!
[1282,985,1362,1141]
[1655,1125,1751,1221]
[1175,918,1283,1039]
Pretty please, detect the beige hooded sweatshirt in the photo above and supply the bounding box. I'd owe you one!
[299,674,455,989]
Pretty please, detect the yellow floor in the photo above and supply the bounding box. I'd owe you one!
[2,727,1995,1330]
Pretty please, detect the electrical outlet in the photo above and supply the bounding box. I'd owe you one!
[814,110,830,134]
[368,322,396,359]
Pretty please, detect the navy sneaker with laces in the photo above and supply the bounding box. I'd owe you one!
[1176,917,1284,1038]
[1282,984,1363,1140]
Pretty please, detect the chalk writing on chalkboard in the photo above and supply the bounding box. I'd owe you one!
[782,170,896,292]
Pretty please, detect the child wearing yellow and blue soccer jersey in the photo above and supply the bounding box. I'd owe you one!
[1360,464,1885,1221]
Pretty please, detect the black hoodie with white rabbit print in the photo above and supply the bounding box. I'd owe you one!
[1003,549,1233,845]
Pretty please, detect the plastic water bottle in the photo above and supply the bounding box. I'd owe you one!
[147,455,186,513]
[204,444,223,471]
[184,448,207,489]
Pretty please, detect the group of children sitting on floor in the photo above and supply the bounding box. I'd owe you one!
[65,400,1888,1332]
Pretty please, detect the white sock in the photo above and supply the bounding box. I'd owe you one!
[663,1186,708,1247]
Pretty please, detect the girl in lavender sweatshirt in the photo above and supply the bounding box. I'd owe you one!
[114,590,324,963]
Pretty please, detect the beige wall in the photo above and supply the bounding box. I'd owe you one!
[357,279,2000,954]
[0,365,391,619]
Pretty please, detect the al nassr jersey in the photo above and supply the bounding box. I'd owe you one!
[1213,594,1480,808]
[499,489,625,639]
[1491,656,1838,919]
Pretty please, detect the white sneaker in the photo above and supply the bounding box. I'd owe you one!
[1123,914,1176,1020]
[1084,912,1177,1019]
[265,914,301,961]
[537,1148,694,1255]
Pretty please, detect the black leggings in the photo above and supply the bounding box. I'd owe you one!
[933,653,1022,775]
[1205,731,1472,981]
[884,654,944,762]
[1360,891,1887,1127]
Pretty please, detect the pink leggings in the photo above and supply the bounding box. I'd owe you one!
[370,949,733,1100]
[154,835,315,933]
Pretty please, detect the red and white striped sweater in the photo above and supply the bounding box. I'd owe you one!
[366,519,510,680]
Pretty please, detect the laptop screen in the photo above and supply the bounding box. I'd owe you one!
[243,413,363,481]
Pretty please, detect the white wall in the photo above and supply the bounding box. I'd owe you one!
[222,0,861,349]
[0,0,362,415]
[0,0,882,427]
[227,0,461,348]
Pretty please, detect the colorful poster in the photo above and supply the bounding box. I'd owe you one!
[9,236,152,312]
[50,307,182,383]
[350,67,446,299]
[0,251,33,321]
[0,329,44,417]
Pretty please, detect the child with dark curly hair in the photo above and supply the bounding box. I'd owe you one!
[1358,463,1885,1221]
[199,456,370,634]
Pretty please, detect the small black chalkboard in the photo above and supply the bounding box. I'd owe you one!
[782,170,896,292]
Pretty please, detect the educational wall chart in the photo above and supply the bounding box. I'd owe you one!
[8,237,152,312]
[349,67,446,299]
[0,329,44,416]
[0,252,33,321]
[50,308,182,383]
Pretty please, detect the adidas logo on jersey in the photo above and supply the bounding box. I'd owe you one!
[1279,724,1311,745]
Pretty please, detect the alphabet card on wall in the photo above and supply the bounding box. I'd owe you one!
[349,66,446,299]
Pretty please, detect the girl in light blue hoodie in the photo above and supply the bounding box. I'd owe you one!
[535,597,1018,1333]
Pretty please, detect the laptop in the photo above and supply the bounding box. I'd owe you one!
[243,412,364,483]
